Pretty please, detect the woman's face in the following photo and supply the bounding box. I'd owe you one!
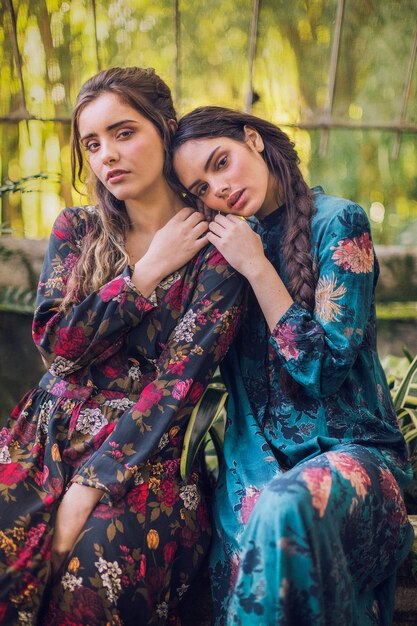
[173,127,278,218]
[78,92,166,206]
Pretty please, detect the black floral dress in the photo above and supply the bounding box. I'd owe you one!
[0,206,244,626]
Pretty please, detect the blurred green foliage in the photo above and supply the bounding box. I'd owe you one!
[0,0,416,242]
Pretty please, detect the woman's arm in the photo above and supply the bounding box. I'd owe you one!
[35,208,157,371]
[206,214,293,329]
[207,205,376,399]
[71,246,245,503]
[35,207,208,373]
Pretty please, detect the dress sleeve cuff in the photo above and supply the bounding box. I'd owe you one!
[270,302,306,338]
[122,266,158,308]
[71,455,134,505]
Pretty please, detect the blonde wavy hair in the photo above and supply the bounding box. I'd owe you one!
[63,67,178,308]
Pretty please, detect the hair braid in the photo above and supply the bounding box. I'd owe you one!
[283,168,317,312]
[173,106,319,399]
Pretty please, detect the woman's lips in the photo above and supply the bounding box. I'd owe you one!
[106,169,129,184]
[227,189,246,211]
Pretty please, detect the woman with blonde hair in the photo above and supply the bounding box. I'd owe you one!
[0,71,243,625]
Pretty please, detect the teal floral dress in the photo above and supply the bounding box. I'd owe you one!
[0,206,244,626]
[210,187,414,625]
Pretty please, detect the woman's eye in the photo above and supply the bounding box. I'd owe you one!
[217,156,227,169]
[85,141,99,152]
[117,129,134,139]
[197,183,208,197]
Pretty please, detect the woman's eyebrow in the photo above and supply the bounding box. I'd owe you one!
[188,145,221,190]
[80,119,137,142]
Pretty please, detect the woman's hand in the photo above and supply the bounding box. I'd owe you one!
[206,214,267,278]
[146,207,209,274]
[131,207,209,296]
[207,213,294,329]
[51,483,104,576]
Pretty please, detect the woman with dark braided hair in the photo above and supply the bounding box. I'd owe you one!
[0,76,244,624]
[172,106,414,625]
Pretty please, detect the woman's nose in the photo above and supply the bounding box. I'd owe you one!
[101,142,118,165]
[214,182,229,198]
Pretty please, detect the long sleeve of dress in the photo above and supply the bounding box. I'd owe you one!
[72,246,244,502]
[269,202,376,399]
[33,208,157,374]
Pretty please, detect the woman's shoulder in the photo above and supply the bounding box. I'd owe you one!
[311,186,370,238]
[51,205,97,240]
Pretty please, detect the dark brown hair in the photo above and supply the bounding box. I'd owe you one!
[64,66,177,307]
[172,106,317,313]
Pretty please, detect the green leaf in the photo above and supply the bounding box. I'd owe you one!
[393,355,417,410]
[180,382,228,482]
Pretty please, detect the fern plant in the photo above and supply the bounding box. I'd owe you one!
[389,352,417,513]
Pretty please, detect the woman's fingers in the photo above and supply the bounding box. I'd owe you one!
[208,221,226,238]
[193,220,210,238]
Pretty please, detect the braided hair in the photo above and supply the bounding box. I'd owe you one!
[172,106,317,313]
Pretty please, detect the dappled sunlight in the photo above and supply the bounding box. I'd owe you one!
[0,0,416,241]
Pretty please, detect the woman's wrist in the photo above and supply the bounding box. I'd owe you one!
[243,255,273,284]
[131,256,164,297]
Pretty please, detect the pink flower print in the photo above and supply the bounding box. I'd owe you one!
[165,282,189,311]
[172,379,193,401]
[63,253,78,273]
[50,380,67,397]
[229,552,240,593]
[54,326,89,360]
[188,382,205,404]
[136,383,163,412]
[327,452,371,499]
[302,466,332,518]
[273,322,300,361]
[379,467,409,526]
[241,486,261,524]
[331,232,374,274]
[99,277,125,302]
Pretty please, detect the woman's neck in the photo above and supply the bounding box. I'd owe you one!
[125,183,184,235]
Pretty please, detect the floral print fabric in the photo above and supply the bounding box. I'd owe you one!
[211,187,413,625]
[0,206,244,625]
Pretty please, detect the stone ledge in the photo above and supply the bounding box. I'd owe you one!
[0,238,417,303]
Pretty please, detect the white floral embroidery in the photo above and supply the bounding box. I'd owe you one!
[156,602,169,618]
[38,399,54,438]
[172,310,197,343]
[18,612,35,626]
[179,484,200,510]
[315,273,346,323]
[95,557,122,604]
[177,583,189,598]
[76,408,106,435]
[104,397,134,410]
[49,356,77,376]
[134,472,144,485]
[61,572,83,591]
[158,433,169,450]
[0,445,11,464]
[124,275,158,306]
[128,365,142,381]
[159,271,181,291]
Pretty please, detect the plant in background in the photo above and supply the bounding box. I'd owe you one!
[386,350,417,514]
[0,173,48,198]
[0,174,47,313]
